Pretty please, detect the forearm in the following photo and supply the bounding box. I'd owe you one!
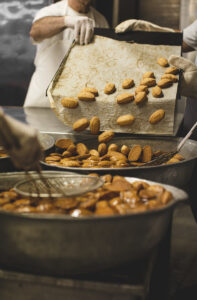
[30,16,65,42]
[182,40,195,53]
[170,29,195,52]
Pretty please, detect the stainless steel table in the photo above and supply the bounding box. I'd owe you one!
[3,106,70,134]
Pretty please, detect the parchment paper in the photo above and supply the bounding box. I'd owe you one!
[48,35,181,135]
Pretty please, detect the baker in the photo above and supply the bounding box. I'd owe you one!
[0,109,42,170]
[115,19,197,140]
[24,0,109,108]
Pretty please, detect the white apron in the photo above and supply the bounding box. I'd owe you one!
[24,38,73,107]
[24,1,108,108]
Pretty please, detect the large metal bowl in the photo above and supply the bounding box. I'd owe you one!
[41,136,197,187]
[0,171,187,276]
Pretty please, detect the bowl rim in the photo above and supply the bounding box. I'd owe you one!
[41,136,197,171]
[0,176,188,221]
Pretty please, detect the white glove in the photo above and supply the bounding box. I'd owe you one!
[169,55,197,98]
[0,110,43,170]
[64,15,94,45]
[115,19,175,33]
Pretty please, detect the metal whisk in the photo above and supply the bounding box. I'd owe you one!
[144,121,197,166]
[14,173,103,198]
[14,165,103,198]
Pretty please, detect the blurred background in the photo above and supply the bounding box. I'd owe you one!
[0,0,196,106]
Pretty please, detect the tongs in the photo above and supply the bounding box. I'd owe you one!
[144,121,197,166]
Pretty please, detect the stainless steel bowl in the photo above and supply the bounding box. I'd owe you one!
[0,171,187,276]
[41,136,197,187]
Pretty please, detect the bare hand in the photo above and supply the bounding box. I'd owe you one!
[0,111,43,170]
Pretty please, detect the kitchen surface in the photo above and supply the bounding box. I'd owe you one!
[0,1,197,300]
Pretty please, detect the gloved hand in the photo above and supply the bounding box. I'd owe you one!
[169,55,197,98]
[64,15,94,45]
[0,110,43,170]
[115,19,175,33]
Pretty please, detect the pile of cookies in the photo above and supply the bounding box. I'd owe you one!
[44,137,185,168]
[60,57,179,133]
[0,175,173,216]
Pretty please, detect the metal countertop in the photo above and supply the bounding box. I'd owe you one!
[3,106,71,134]
[2,106,99,141]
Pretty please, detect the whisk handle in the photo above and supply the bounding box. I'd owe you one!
[177,121,197,152]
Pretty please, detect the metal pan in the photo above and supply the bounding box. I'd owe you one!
[0,171,187,276]
[0,133,54,172]
[94,28,183,46]
[41,136,197,187]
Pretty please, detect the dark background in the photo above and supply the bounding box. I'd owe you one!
[0,0,181,106]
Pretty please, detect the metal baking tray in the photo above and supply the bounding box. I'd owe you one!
[0,171,187,276]
[41,136,197,187]
[47,29,182,137]
[94,28,183,45]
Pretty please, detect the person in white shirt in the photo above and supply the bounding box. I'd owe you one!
[24,0,109,108]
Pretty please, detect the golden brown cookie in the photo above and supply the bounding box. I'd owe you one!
[122,78,134,89]
[134,91,147,104]
[98,131,114,143]
[128,145,142,162]
[140,78,156,87]
[117,93,134,104]
[90,116,100,135]
[152,86,163,98]
[149,109,165,124]
[73,118,89,131]
[77,91,95,101]
[61,97,78,108]
[157,57,169,67]
[104,83,116,94]
[116,114,135,126]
